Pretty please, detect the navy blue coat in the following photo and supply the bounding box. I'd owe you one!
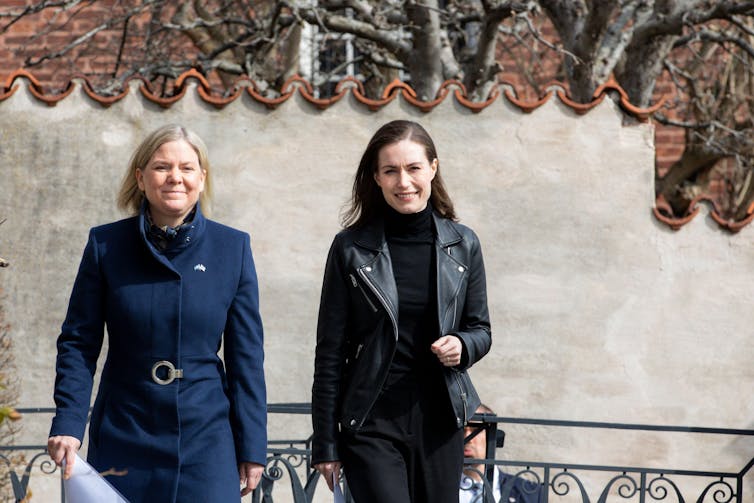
[50,204,267,503]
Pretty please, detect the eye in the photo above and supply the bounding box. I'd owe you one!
[152,164,168,171]
[181,165,196,172]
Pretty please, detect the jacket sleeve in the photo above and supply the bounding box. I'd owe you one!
[223,233,267,466]
[453,230,492,370]
[311,235,349,465]
[49,230,105,441]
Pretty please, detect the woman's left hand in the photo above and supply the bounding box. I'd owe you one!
[239,462,264,496]
[431,335,462,367]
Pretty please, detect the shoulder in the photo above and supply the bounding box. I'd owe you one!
[449,220,480,241]
[329,225,361,249]
[204,219,250,243]
[434,216,482,246]
[332,227,358,245]
[331,222,382,251]
[89,215,139,240]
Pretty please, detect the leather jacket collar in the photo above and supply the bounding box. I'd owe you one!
[352,211,463,251]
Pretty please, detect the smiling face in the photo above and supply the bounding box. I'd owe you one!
[374,139,437,214]
[136,139,206,228]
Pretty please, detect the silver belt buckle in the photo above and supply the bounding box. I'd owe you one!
[151,360,184,385]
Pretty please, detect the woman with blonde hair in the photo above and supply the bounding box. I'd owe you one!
[48,124,267,502]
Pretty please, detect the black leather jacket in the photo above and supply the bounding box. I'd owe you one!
[312,212,492,464]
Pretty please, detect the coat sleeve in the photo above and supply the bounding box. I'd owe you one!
[453,230,492,370]
[223,233,267,466]
[49,230,106,441]
[311,235,350,465]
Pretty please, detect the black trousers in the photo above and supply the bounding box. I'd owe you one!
[340,372,463,503]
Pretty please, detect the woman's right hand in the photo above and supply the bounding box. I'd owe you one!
[47,435,81,479]
[314,461,342,491]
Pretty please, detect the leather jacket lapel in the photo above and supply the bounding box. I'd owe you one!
[353,221,399,334]
[434,214,467,335]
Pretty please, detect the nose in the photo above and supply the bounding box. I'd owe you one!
[166,166,182,183]
[397,168,411,187]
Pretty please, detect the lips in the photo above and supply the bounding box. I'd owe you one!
[395,192,418,200]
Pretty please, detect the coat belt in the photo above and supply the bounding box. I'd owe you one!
[101,354,224,385]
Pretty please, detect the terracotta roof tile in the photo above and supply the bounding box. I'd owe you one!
[0,68,664,118]
[6,68,724,230]
[655,194,754,233]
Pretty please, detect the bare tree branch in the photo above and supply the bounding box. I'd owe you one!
[0,0,85,33]
[674,28,754,59]
[462,2,523,98]
[25,1,161,67]
[295,6,411,58]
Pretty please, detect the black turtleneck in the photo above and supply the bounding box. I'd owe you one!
[384,202,439,380]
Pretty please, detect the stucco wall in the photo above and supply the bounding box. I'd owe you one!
[0,77,752,500]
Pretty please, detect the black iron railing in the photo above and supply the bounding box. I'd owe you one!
[1,404,752,502]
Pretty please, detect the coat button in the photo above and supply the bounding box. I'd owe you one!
[458,266,464,272]
[350,419,357,426]
[365,267,372,272]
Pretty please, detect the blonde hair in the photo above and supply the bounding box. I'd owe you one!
[117,124,213,215]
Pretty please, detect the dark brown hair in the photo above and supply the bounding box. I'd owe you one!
[341,120,457,228]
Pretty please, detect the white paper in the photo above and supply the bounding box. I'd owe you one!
[63,454,130,503]
[333,472,345,503]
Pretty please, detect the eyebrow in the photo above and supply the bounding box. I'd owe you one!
[149,159,198,166]
[378,160,425,169]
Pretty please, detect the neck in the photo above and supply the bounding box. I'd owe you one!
[383,201,433,235]
[149,207,195,229]
[152,216,184,229]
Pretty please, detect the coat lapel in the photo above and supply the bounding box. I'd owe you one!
[433,214,467,334]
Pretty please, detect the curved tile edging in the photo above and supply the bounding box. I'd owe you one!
[654,194,754,233]
[1,68,660,117]
[8,68,738,231]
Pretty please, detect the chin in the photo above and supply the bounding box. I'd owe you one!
[393,203,423,214]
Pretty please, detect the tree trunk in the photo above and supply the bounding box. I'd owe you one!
[405,0,444,100]
[616,34,677,107]
[656,144,723,215]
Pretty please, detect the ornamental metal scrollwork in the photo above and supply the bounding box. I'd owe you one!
[697,479,735,503]
[8,451,57,501]
[266,441,307,469]
[597,473,639,502]
[552,469,591,502]
[259,454,308,503]
[459,466,497,500]
[503,467,544,501]
[646,474,685,502]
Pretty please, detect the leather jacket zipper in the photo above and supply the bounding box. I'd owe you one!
[442,279,464,331]
[354,265,399,429]
[453,370,469,424]
[358,267,398,339]
[350,273,378,313]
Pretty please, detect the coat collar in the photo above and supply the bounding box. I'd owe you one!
[139,200,207,257]
[353,211,463,251]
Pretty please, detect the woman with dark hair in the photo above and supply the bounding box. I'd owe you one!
[312,120,492,502]
[47,124,267,502]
